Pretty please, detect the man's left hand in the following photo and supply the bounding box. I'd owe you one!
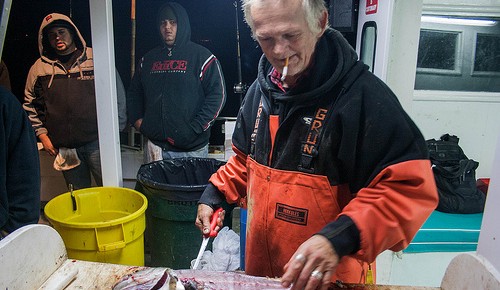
[281,235,339,290]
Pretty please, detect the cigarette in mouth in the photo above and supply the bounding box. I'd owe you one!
[281,57,289,81]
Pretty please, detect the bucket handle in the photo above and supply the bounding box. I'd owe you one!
[95,225,126,252]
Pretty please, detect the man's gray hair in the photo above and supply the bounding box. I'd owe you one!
[241,0,327,35]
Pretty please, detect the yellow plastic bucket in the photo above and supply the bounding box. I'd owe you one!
[44,187,148,266]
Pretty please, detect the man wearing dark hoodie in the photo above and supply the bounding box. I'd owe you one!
[23,13,127,190]
[195,0,438,288]
[127,2,226,162]
[0,86,40,240]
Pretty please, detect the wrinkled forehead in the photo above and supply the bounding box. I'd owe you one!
[251,0,305,31]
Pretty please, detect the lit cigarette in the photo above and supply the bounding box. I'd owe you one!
[281,57,289,81]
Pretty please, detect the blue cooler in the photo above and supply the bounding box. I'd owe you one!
[405,210,483,253]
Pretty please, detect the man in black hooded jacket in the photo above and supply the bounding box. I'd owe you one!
[0,87,40,240]
[127,2,227,162]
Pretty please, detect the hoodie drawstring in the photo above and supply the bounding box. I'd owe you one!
[48,62,56,89]
[77,60,83,79]
[48,58,84,89]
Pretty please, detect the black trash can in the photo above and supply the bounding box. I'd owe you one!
[136,157,229,269]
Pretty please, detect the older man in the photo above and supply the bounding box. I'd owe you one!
[196,0,438,289]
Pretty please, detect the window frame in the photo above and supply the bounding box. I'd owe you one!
[416,28,463,76]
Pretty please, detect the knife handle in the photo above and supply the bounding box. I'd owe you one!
[207,207,224,238]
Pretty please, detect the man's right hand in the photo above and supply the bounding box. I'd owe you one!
[39,134,58,156]
[195,204,225,236]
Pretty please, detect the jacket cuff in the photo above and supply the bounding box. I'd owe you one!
[198,182,225,209]
[316,215,360,259]
[35,127,48,137]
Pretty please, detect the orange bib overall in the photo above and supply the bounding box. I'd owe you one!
[244,157,368,283]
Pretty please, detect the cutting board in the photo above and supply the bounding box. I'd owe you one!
[1,224,442,290]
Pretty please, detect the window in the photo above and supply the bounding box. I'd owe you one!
[473,33,500,74]
[417,30,461,74]
[360,21,377,72]
[415,16,500,92]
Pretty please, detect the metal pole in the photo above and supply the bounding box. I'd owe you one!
[89,0,123,186]
[128,0,138,148]
[0,0,13,59]
[232,1,247,104]
[130,0,136,79]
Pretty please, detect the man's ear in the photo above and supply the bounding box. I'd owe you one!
[318,10,328,36]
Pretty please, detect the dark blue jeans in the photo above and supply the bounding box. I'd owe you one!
[62,140,102,190]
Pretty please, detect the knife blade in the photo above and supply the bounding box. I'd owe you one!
[192,236,209,270]
[192,207,223,270]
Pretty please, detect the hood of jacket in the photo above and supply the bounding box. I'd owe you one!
[156,2,191,48]
[38,13,87,63]
[257,28,359,105]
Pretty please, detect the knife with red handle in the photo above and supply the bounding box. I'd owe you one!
[192,207,224,270]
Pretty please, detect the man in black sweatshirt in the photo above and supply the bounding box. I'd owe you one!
[127,2,226,162]
[0,86,40,240]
